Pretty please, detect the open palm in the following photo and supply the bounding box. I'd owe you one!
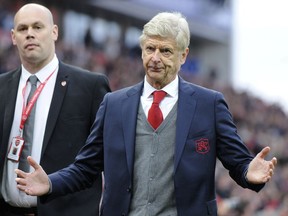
[15,156,50,196]
[246,147,277,184]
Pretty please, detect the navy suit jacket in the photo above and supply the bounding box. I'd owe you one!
[47,76,263,216]
[0,62,110,216]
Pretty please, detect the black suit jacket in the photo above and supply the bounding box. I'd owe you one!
[0,62,111,216]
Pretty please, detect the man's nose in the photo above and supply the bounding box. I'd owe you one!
[151,50,161,61]
[26,27,35,38]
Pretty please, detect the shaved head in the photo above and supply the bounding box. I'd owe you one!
[14,3,54,27]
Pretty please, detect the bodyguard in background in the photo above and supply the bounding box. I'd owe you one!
[0,3,110,216]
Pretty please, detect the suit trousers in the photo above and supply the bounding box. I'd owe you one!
[0,199,37,216]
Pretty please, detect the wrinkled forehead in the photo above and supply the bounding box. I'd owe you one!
[143,36,177,48]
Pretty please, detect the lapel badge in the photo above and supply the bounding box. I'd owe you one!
[195,138,210,154]
[61,81,67,86]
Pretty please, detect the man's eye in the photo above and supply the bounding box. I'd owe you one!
[161,48,172,56]
[18,27,27,31]
[146,46,154,52]
[163,48,171,53]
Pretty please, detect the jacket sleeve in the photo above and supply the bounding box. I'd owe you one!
[40,93,109,202]
[214,92,264,192]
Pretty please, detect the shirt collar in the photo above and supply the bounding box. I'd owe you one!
[143,75,179,99]
[21,54,59,83]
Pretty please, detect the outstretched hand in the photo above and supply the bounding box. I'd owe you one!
[246,146,277,184]
[15,156,50,196]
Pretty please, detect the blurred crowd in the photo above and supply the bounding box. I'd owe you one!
[1,2,288,215]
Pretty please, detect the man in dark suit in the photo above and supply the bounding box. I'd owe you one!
[15,12,277,216]
[0,3,110,216]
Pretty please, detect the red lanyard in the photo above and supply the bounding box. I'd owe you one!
[19,67,57,135]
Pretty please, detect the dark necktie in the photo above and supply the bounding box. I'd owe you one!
[18,75,38,172]
[148,90,167,129]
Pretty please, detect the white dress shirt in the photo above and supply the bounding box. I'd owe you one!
[141,76,179,119]
[1,55,59,207]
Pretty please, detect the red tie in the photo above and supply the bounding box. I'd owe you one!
[148,90,167,129]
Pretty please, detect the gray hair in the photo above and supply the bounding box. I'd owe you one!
[139,12,190,51]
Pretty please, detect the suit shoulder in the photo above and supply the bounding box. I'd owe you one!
[106,83,141,100]
[60,62,99,75]
[59,62,109,82]
[0,72,10,80]
[196,84,221,96]
[0,68,19,82]
[183,79,222,97]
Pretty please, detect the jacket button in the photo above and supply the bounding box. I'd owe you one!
[127,187,131,193]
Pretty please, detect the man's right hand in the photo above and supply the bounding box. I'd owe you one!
[15,156,50,196]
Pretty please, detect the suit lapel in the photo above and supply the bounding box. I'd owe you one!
[174,77,197,172]
[41,63,68,156]
[121,82,143,176]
